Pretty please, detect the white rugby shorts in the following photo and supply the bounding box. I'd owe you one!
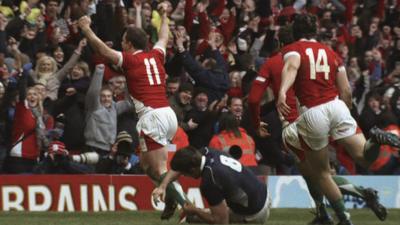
[284,98,357,151]
[136,106,178,150]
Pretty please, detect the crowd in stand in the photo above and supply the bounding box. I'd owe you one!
[0,0,399,175]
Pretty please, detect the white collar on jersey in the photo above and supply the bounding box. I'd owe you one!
[200,156,206,171]
[133,50,143,55]
[300,38,317,42]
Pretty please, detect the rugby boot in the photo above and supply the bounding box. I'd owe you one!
[336,219,354,225]
[370,126,400,148]
[309,208,334,225]
[160,196,177,220]
[308,214,334,225]
[363,188,387,221]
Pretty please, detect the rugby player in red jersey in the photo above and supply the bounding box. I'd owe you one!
[78,2,187,219]
[276,14,400,225]
[249,25,387,225]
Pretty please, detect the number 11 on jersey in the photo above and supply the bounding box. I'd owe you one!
[144,58,161,85]
[305,48,330,80]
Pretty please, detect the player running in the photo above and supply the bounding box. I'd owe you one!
[276,14,400,225]
[248,25,387,225]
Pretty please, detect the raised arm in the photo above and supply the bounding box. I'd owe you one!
[85,64,105,112]
[176,30,205,76]
[277,55,300,117]
[55,39,86,81]
[207,32,227,71]
[18,63,33,102]
[134,0,142,29]
[78,16,120,65]
[155,2,170,50]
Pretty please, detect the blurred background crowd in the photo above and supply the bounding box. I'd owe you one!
[0,0,399,175]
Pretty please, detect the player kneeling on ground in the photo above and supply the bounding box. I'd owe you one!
[153,146,271,224]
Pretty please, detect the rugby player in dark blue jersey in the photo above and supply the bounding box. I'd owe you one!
[152,146,271,224]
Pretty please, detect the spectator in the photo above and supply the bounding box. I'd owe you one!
[53,60,92,154]
[84,65,134,156]
[176,30,229,103]
[108,75,127,101]
[209,112,257,167]
[108,75,139,152]
[168,81,194,131]
[369,111,400,174]
[359,92,383,137]
[31,38,87,100]
[166,76,180,97]
[185,87,216,148]
[226,70,243,98]
[4,64,53,173]
[70,131,141,174]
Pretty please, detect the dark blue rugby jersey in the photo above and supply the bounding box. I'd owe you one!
[199,147,267,215]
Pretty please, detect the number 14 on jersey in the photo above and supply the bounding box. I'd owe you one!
[305,48,330,80]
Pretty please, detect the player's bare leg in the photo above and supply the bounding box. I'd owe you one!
[337,127,400,168]
[140,146,168,178]
[336,133,370,168]
[140,146,187,219]
[296,161,333,225]
[305,147,351,225]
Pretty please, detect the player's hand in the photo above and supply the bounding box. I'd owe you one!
[257,122,270,138]
[182,202,197,215]
[276,92,291,117]
[157,2,168,17]
[152,187,166,205]
[78,16,91,31]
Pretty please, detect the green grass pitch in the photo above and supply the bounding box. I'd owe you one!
[0,209,399,225]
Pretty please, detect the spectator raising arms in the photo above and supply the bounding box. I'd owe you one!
[84,64,133,156]
[5,64,53,174]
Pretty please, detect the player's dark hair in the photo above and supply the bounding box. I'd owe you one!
[170,146,202,173]
[278,25,294,46]
[292,14,317,41]
[124,26,148,50]
[219,112,241,138]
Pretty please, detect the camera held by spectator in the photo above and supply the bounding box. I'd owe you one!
[71,131,141,174]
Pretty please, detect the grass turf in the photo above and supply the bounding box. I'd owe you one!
[0,209,399,225]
